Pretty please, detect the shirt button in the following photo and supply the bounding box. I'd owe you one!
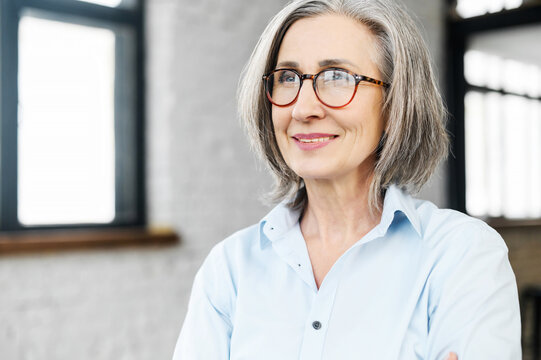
[312,321,322,330]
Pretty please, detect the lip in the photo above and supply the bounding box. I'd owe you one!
[292,133,338,151]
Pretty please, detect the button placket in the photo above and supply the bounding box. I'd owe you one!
[298,269,343,360]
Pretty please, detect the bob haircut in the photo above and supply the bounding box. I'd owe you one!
[237,0,449,213]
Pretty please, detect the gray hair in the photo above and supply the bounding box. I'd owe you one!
[237,0,449,212]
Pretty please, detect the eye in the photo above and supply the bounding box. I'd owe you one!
[277,70,298,84]
[323,69,347,81]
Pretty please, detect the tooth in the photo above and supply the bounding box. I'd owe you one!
[299,137,333,143]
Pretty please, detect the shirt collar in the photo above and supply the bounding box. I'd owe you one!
[259,184,422,249]
[259,199,302,249]
[378,184,422,238]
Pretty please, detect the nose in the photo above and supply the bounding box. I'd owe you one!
[291,77,325,122]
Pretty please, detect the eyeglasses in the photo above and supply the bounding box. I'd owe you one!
[262,67,390,109]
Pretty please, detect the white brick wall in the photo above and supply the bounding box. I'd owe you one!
[0,1,446,359]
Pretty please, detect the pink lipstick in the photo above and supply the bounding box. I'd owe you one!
[292,133,338,151]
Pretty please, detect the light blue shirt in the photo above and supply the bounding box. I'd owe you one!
[173,185,521,359]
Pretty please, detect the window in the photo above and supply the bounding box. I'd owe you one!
[447,1,541,221]
[0,0,145,231]
[454,0,523,18]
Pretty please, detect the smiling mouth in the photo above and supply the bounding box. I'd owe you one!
[292,135,338,143]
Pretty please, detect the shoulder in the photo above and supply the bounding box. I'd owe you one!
[197,220,270,290]
[416,205,521,358]
[386,185,507,253]
[408,197,515,312]
[204,222,261,269]
[412,197,508,253]
[192,223,261,312]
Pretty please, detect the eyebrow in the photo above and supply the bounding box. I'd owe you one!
[275,58,357,69]
[319,58,356,68]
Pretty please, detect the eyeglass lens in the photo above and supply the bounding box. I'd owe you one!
[266,69,357,107]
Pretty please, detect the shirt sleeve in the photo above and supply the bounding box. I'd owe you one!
[424,223,522,360]
[172,243,235,360]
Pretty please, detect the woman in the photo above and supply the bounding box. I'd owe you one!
[173,0,521,359]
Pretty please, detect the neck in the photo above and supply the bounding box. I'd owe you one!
[300,166,382,249]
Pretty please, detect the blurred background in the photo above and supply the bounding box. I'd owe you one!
[0,0,540,359]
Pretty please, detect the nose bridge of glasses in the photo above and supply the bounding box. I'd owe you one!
[300,73,316,81]
[292,73,325,118]
[298,73,319,95]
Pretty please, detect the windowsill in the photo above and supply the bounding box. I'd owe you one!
[0,227,179,254]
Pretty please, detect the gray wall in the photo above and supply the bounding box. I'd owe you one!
[0,0,446,359]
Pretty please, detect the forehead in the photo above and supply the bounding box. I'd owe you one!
[276,14,379,74]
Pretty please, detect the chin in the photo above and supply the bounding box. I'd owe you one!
[290,167,342,181]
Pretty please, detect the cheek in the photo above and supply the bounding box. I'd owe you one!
[354,96,384,137]
[271,111,289,156]
[344,111,383,152]
[271,107,290,135]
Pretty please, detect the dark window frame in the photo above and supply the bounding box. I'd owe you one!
[0,0,146,232]
[446,2,541,222]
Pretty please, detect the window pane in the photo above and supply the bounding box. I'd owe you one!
[464,25,541,220]
[484,92,503,217]
[464,51,503,90]
[18,15,116,225]
[502,95,530,218]
[456,0,522,18]
[78,0,122,6]
[76,0,138,9]
[502,59,528,95]
[465,92,538,219]
[465,91,487,217]
[529,101,541,218]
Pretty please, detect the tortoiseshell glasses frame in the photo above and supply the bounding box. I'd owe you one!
[262,67,390,109]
